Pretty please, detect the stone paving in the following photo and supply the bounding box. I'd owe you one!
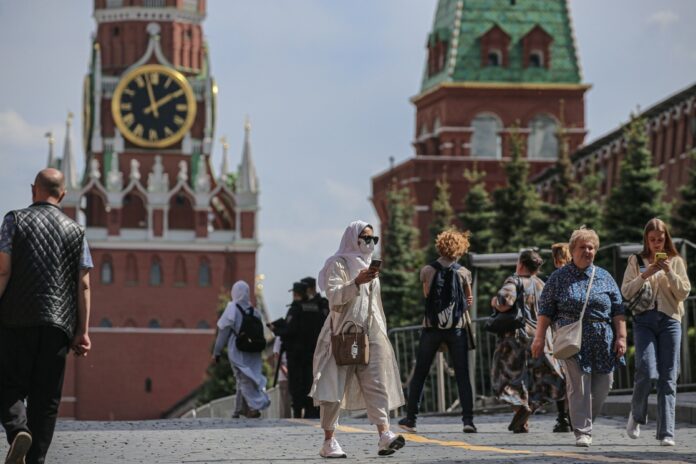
[3,413,695,463]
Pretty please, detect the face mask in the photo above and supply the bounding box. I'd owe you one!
[358,238,374,254]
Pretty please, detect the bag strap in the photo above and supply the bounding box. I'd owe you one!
[577,266,596,322]
[635,253,645,268]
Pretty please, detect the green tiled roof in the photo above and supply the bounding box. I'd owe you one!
[421,0,582,92]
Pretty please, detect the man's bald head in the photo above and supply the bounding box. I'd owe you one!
[33,168,66,203]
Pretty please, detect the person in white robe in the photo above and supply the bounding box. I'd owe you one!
[213,280,270,417]
[310,220,406,458]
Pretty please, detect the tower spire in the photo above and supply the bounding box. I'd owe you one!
[237,116,258,193]
[62,112,79,190]
[45,131,56,168]
[219,135,230,182]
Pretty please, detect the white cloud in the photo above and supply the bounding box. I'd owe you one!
[0,110,53,149]
[647,10,679,29]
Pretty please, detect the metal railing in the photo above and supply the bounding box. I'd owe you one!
[388,300,696,415]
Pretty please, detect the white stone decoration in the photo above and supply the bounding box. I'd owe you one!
[148,155,169,193]
[89,158,101,181]
[195,156,211,194]
[177,160,189,183]
[130,159,141,182]
[106,152,123,192]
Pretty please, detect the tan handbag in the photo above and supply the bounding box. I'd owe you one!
[552,266,595,360]
[331,320,369,366]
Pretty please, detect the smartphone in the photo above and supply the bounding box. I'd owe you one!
[369,259,382,270]
[655,252,668,261]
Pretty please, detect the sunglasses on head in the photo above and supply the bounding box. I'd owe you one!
[359,235,379,245]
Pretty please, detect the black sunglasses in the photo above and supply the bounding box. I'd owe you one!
[359,235,379,245]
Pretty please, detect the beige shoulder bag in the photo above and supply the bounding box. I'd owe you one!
[552,266,595,360]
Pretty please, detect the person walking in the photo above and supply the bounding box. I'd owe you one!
[0,168,92,464]
[490,250,565,434]
[623,218,690,446]
[310,221,405,458]
[213,280,270,418]
[550,242,573,433]
[533,227,627,447]
[398,229,477,434]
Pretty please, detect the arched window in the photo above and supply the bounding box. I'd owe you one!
[174,256,187,287]
[198,258,211,287]
[527,115,559,159]
[125,254,138,286]
[121,192,147,229]
[99,318,113,328]
[529,50,544,68]
[148,319,161,329]
[150,257,163,286]
[196,320,211,329]
[487,49,502,67]
[169,192,195,230]
[471,114,502,158]
[100,256,113,285]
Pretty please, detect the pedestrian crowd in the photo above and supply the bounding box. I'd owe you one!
[0,168,690,462]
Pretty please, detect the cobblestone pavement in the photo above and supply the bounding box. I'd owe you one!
[2,413,695,463]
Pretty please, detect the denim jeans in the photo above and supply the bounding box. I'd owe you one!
[631,310,682,439]
[405,327,473,423]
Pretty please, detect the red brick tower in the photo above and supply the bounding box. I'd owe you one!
[372,0,589,246]
[56,0,260,420]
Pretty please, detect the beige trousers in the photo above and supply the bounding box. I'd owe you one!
[319,361,391,431]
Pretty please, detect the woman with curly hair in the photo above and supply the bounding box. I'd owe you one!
[398,229,476,435]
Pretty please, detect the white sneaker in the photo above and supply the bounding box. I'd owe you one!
[626,412,640,439]
[661,437,676,446]
[575,435,592,447]
[378,430,405,456]
[319,437,347,459]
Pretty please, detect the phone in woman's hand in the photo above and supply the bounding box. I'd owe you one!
[369,259,382,270]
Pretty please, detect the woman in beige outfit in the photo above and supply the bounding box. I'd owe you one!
[310,220,405,458]
[623,218,690,446]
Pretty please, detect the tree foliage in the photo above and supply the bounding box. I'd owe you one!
[604,115,669,244]
[460,167,495,254]
[491,128,548,251]
[380,182,423,327]
[426,176,456,262]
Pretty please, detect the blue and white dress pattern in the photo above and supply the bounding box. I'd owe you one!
[539,263,625,374]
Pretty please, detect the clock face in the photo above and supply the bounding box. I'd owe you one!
[111,64,196,148]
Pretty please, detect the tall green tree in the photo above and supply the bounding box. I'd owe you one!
[604,114,669,244]
[566,157,605,239]
[380,182,423,327]
[425,176,455,262]
[460,167,495,254]
[542,124,581,242]
[673,150,696,242]
[491,128,548,251]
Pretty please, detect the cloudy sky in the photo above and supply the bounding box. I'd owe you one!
[1,1,695,319]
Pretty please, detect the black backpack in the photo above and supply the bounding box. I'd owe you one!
[425,261,466,329]
[234,304,266,353]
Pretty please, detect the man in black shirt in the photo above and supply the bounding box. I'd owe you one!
[0,169,93,464]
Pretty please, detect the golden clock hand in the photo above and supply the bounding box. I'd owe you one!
[144,74,159,118]
[144,89,185,115]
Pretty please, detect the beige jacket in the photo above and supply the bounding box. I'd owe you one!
[309,259,404,411]
[621,254,691,321]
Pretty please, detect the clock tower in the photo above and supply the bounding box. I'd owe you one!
[56,0,260,420]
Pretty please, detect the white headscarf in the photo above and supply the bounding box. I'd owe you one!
[217,280,252,329]
[318,220,374,292]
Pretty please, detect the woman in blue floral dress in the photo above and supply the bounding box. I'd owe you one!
[532,227,627,448]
